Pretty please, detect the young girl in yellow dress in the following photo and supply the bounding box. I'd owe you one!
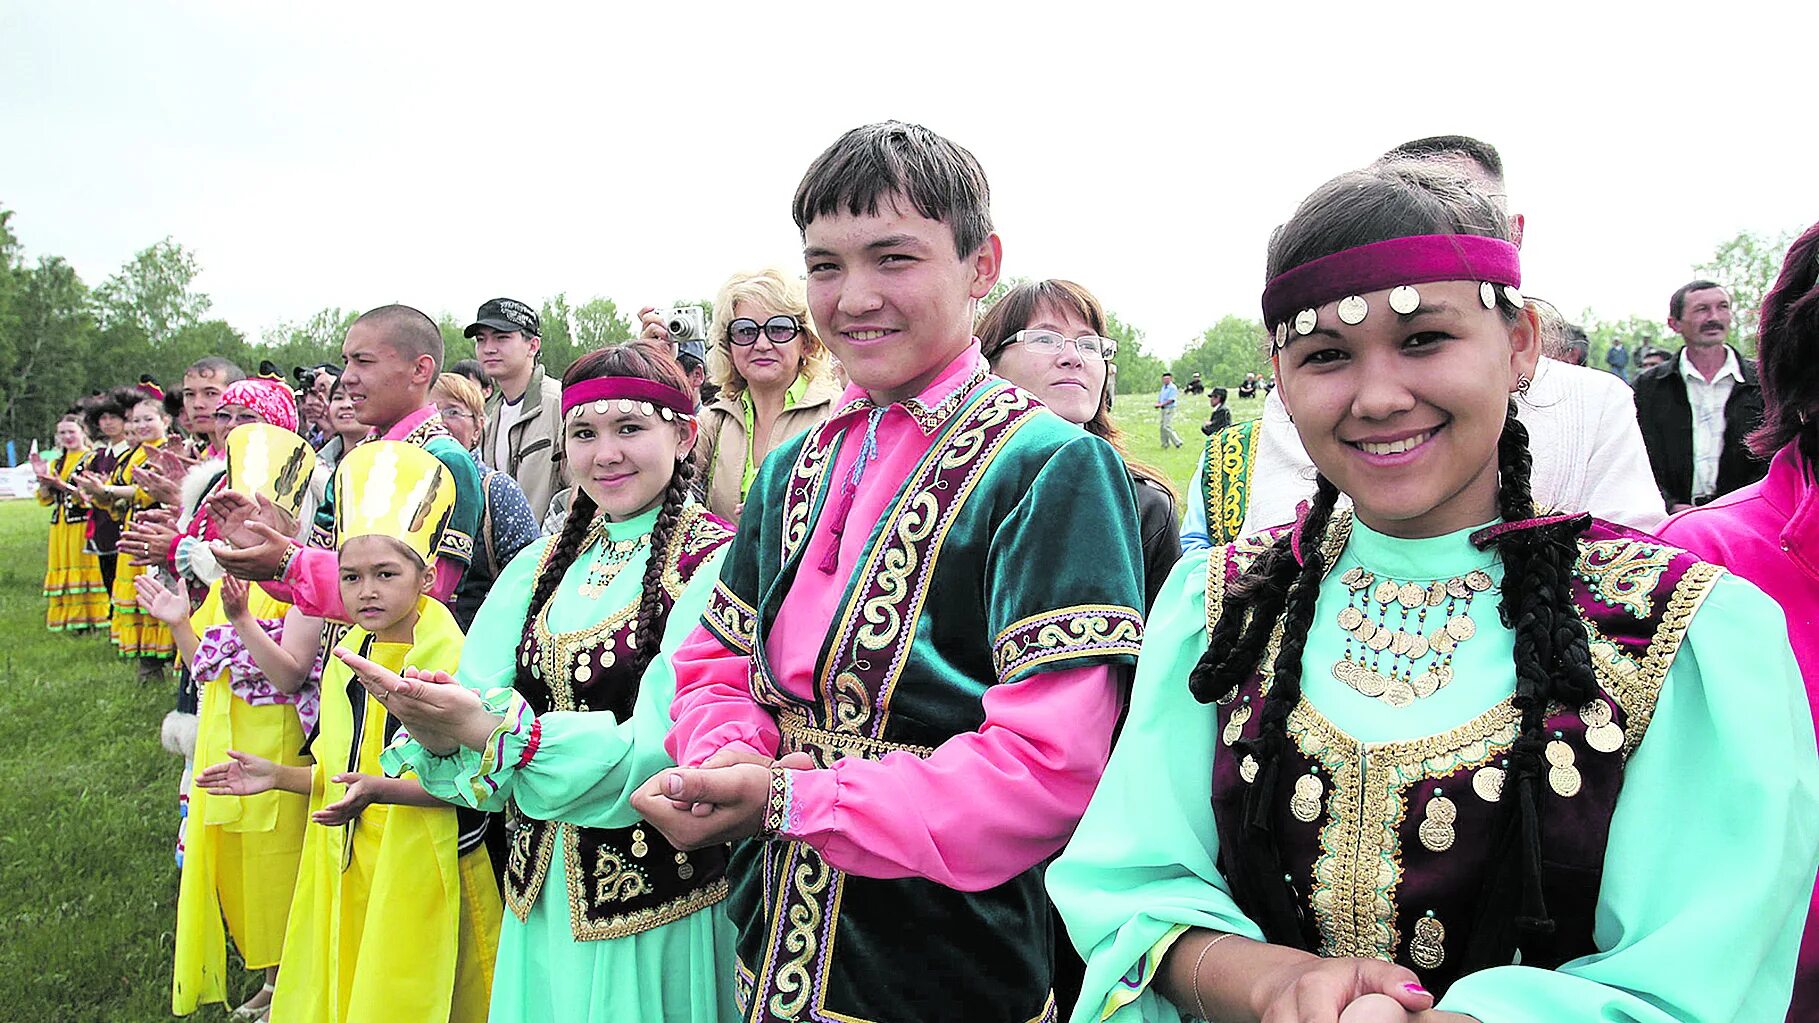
[145,419,323,1021]
[35,413,110,632]
[197,440,501,1023]
[79,388,176,681]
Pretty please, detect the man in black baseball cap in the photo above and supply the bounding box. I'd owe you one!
[466,297,563,520]
[464,297,541,339]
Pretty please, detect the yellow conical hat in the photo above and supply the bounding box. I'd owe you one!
[333,440,454,566]
[225,423,317,517]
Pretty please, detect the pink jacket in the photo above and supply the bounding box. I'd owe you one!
[1658,441,1819,1008]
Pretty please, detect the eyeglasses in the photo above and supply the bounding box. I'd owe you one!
[728,315,803,347]
[1002,329,1116,360]
[436,405,477,422]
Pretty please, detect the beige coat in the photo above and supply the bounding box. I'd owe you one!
[482,362,565,522]
[696,373,842,524]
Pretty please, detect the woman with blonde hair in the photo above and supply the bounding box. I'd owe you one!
[430,371,540,630]
[644,268,840,523]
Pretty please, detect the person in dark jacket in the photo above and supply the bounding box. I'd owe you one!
[1201,386,1233,436]
[1633,280,1770,511]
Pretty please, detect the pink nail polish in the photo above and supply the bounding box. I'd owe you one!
[1404,982,1431,996]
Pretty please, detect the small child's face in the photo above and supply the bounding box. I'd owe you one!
[337,535,430,633]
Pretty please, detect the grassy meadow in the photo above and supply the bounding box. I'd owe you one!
[0,385,1256,1021]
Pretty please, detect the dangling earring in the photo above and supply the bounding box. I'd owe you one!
[1513,373,1532,397]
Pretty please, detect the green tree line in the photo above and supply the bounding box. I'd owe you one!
[0,199,1798,448]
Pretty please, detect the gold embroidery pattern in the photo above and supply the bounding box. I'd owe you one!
[503,806,558,923]
[1287,685,1520,960]
[703,581,757,655]
[560,821,730,940]
[1202,420,1262,547]
[593,845,652,902]
[781,428,837,564]
[991,604,1144,684]
[1574,539,1677,618]
[663,505,733,600]
[1581,561,1722,757]
[763,840,833,1021]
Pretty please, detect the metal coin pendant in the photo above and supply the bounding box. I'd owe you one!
[1426,582,1449,607]
[1465,569,1494,592]
[1445,616,1476,642]
[1274,322,1289,348]
[1388,285,1421,315]
[1355,619,1378,642]
[675,851,694,880]
[1341,566,1365,587]
[1480,282,1498,309]
[1337,295,1368,325]
[1374,579,1401,605]
[1337,606,1365,631]
[1418,794,1457,852]
[1546,740,1582,797]
[1405,631,1430,660]
[1587,721,1625,754]
[1579,700,1613,728]
[1290,772,1325,822]
[1389,630,1413,656]
[1473,765,1505,802]
[1356,668,1389,698]
[1503,286,1523,308]
[1410,913,1447,969]
[631,827,649,858]
[1446,577,1471,599]
[1383,675,1416,707]
[1368,629,1394,653]
[1239,755,1259,784]
[1411,669,1440,699]
[1294,308,1318,335]
[1398,582,1426,609]
[1222,702,1252,746]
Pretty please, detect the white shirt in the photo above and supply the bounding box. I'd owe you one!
[1231,359,1668,536]
[492,393,525,472]
[1678,346,1743,502]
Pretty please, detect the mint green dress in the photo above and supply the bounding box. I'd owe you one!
[1050,516,1819,1022]
[383,505,738,1023]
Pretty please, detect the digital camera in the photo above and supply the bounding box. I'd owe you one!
[660,306,707,344]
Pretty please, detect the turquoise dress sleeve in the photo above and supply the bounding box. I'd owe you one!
[1048,549,1263,1023]
[1439,572,1819,1023]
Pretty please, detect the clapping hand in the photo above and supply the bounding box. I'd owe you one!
[196,750,281,796]
[135,573,191,626]
[334,647,497,756]
[313,773,381,826]
[220,574,252,621]
[133,462,183,507]
[122,508,178,566]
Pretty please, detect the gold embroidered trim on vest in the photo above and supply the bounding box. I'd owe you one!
[991,604,1144,684]
[1584,559,1722,757]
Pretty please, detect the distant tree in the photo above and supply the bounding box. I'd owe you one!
[436,312,472,368]
[1105,310,1168,395]
[976,276,1033,318]
[92,237,211,346]
[1,255,101,442]
[573,297,635,353]
[537,293,578,373]
[1172,315,1270,388]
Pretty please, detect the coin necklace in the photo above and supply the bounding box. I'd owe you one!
[1331,565,1491,707]
[577,530,650,599]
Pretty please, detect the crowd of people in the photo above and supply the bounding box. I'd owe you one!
[25,123,1819,1023]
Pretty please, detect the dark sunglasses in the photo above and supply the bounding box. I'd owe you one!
[728,315,803,347]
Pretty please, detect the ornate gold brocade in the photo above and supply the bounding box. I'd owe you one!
[991,604,1144,684]
[1575,539,1676,618]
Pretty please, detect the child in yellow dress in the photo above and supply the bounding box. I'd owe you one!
[197,440,501,1023]
[147,423,325,1020]
[34,414,110,632]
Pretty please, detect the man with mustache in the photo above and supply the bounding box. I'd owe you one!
[1634,280,1770,512]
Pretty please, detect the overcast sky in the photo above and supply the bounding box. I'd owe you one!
[4,1,1814,359]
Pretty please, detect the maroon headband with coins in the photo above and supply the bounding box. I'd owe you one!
[561,377,697,421]
[1262,234,1522,349]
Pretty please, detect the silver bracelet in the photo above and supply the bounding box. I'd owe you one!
[1191,931,1237,1022]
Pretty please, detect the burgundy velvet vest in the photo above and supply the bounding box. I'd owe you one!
[1207,515,1722,995]
[503,504,736,939]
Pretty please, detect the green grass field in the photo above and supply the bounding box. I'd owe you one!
[0,389,1255,1020]
[0,500,257,1022]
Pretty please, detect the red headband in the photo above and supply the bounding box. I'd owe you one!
[561,376,697,419]
[1261,234,1521,329]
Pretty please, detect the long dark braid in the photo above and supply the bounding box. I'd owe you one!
[1463,407,1595,969]
[1187,474,1341,946]
[628,457,695,678]
[517,488,599,712]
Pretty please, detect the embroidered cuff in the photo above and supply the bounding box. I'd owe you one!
[760,766,793,839]
[1101,924,1191,1022]
[378,686,531,809]
[275,542,302,583]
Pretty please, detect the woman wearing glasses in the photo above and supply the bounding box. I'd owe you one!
[978,280,1181,613]
[671,269,840,524]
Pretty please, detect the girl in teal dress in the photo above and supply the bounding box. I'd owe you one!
[1048,161,1819,1023]
[344,339,740,1023]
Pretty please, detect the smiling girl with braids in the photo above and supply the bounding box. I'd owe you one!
[1049,162,1819,1023]
[341,338,740,1023]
